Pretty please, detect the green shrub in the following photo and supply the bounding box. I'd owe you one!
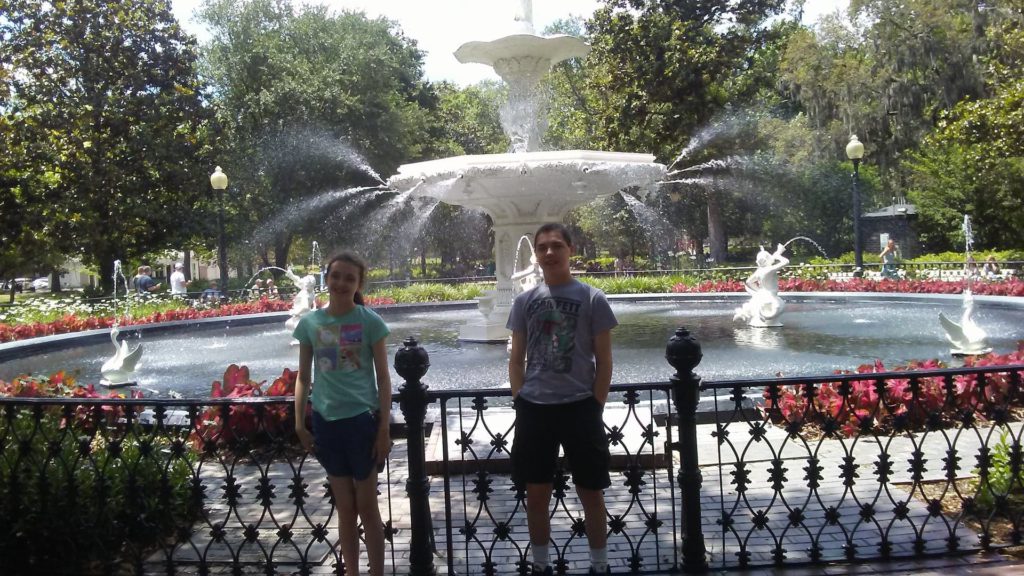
[0,406,197,574]
[583,275,688,294]
[973,431,1024,511]
[368,282,487,303]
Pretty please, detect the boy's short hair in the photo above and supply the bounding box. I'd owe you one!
[534,223,573,247]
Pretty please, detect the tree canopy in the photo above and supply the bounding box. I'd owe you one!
[0,0,213,290]
[3,0,1024,283]
[198,0,437,268]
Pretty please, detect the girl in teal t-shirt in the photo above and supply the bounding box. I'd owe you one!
[294,252,391,576]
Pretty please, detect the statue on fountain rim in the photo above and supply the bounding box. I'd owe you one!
[734,243,789,327]
[284,267,320,336]
[511,251,544,294]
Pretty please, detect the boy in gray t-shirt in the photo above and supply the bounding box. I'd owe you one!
[507,223,617,576]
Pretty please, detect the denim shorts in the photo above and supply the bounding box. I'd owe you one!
[311,410,379,480]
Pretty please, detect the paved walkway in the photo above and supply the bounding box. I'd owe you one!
[712,552,1024,575]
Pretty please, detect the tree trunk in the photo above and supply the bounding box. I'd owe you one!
[183,249,192,280]
[706,191,728,264]
[273,235,293,272]
[50,271,62,293]
[98,258,115,295]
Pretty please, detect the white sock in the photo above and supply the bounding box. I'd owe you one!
[590,547,608,571]
[532,543,550,568]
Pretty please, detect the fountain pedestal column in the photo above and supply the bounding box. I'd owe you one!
[460,222,538,342]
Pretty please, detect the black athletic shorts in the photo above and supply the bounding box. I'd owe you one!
[511,396,611,490]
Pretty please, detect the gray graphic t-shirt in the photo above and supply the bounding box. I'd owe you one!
[506,279,618,404]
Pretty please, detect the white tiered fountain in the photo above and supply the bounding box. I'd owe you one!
[388,0,666,341]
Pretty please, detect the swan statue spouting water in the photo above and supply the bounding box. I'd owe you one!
[100,325,143,386]
[939,289,991,355]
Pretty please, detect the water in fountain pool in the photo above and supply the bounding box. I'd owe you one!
[3,298,1023,398]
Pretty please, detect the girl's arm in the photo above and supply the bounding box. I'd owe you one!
[372,337,392,465]
[295,343,315,452]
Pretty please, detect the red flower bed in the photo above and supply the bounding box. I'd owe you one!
[0,296,396,343]
[762,343,1024,437]
[673,277,1024,296]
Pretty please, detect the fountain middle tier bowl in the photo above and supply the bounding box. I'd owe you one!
[388,150,666,219]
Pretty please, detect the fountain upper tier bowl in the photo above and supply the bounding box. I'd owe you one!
[388,150,667,220]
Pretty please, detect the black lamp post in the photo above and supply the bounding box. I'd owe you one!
[210,166,229,288]
[846,135,865,275]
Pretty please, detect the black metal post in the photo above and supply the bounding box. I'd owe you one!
[394,336,436,576]
[217,188,229,288]
[666,327,708,572]
[852,158,863,276]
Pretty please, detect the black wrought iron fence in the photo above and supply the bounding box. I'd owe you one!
[2,330,1024,575]
[698,362,1024,570]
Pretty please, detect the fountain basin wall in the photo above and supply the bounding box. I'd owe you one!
[2,293,1023,398]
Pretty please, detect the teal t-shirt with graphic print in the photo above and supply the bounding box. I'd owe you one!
[293,306,390,421]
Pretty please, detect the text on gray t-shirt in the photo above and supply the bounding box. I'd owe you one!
[506,279,618,404]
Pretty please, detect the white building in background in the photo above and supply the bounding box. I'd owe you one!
[57,258,96,289]
[56,252,228,289]
[151,253,224,283]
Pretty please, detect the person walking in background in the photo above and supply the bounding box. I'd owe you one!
[134,265,161,293]
[965,255,981,278]
[982,255,1002,279]
[265,278,280,298]
[880,239,899,279]
[293,252,392,576]
[170,263,190,296]
[249,279,264,299]
[507,223,617,576]
[201,280,223,303]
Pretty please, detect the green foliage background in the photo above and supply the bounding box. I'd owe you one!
[2,0,1023,294]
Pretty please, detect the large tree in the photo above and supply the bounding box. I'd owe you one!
[199,0,436,269]
[0,0,213,291]
[906,77,1024,252]
[566,0,790,262]
[780,0,991,194]
[427,81,507,156]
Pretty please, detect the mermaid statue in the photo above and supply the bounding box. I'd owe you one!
[734,243,789,327]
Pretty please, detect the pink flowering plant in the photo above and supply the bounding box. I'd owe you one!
[0,370,146,430]
[762,343,1024,438]
[190,364,304,451]
[672,277,1024,296]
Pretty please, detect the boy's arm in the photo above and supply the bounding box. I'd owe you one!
[508,331,526,398]
[593,329,613,404]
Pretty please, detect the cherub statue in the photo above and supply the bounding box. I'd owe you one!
[511,252,544,294]
[283,267,319,334]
